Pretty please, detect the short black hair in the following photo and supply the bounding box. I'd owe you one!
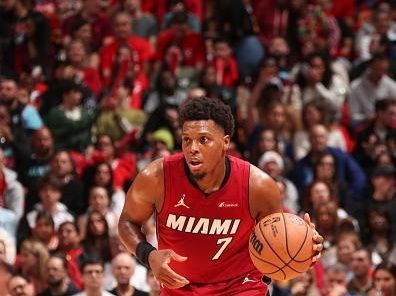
[80,256,104,273]
[38,174,63,192]
[179,96,234,136]
[375,98,396,112]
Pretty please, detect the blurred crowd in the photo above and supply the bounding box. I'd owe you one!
[0,0,395,295]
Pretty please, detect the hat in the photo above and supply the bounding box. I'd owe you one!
[372,165,396,178]
[258,151,284,170]
[152,128,174,151]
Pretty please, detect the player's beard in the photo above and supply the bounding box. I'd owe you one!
[192,171,206,181]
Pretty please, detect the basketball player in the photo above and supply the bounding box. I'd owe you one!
[119,97,323,295]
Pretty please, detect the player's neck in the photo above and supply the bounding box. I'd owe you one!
[189,157,230,195]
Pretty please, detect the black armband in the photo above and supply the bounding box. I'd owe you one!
[136,241,156,269]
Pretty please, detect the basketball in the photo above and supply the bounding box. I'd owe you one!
[249,212,314,281]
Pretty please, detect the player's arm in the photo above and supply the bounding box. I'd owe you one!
[118,158,163,254]
[248,165,323,264]
[118,158,190,289]
[249,165,283,221]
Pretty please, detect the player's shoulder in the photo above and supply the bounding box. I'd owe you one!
[138,157,164,180]
[248,163,275,185]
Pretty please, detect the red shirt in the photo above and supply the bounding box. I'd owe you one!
[0,172,6,208]
[100,36,153,87]
[158,154,268,295]
[83,67,102,96]
[213,57,239,88]
[62,13,114,50]
[155,29,205,67]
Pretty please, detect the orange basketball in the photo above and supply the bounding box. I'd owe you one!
[249,212,314,281]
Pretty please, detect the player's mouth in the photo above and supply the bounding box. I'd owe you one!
[188,159,203,172]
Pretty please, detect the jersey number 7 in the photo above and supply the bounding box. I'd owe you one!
[212,237,233,260]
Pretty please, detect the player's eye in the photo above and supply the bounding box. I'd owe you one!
[182,137,191,145]
[199,137,208,144]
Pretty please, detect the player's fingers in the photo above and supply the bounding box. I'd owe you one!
[313,242,323,253]
[312,252,321,263]
[161,265,190,285]
[303,213,311,225]
[161,271,189,288]
[169,250,188,262]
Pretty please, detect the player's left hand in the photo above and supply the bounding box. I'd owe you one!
[303,213,323,265]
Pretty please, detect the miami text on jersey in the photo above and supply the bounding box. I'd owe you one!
[166,214,241,235]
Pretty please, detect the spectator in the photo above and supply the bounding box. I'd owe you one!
[31,211,59,252]
[154,10,205,73]
[313,153,351,213]
[15,127,54,212]
[249,128,279,166]
[100,11,152,88]
[18,239,50,294]
[292,124,366,201]
[325,263,354,296]
[69,19,99,69]
[0,0,51,78]
[349,53,396,127]
[115,0,158,48]
[347,248,373,295]
[57,221,84,290]
[366,208,394,262]
[25,174,74,231]
[0,260,13,295]
[355,8,396,62]
[78,186,118,239]
[95,79,146,141]
[7,274,35,296]
[90,134,137,191]
[0,78,43,135]
[362,165,396,240]
[110,252,148,296]
[64,39,102,97]
[0,227,16,265]
[38,254,80,296]
[62,0,113,50]
[83,162,125,216]
[162,0,200,33]
[45,79,97,152]
[368,262,396,296]
[72,257,114,296]
[335,231,362,276]
[82,210,112,264]
[295,52,347,114]
[293,101,348,161]
[258,151,299,213]
[145,269,160,296]
[49,150,85,216]
[354,98,396,174]
[0,147,24,237]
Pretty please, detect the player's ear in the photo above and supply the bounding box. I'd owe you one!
[223,135,231,151]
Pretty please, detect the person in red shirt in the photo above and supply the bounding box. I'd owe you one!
[62,0,114,50]
[57,221,84,290]
[99,11,152,89]
[64,39,102,96]
[118,96,324,295]
[155,10,205,73]
[212,37,239,88]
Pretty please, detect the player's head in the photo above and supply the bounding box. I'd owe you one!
[179,96,234,180]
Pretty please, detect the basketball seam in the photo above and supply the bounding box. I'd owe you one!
[258,222,303,278]
[257,216,312,279]
[249,248,286,279]
[283,213,313,263]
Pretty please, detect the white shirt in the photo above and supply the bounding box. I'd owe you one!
[27,202,74,230]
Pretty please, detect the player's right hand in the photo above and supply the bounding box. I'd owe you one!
[148,249,190,289]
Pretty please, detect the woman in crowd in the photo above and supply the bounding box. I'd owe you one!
[18,239,50,294]
[31,211,58,251]
[369,262,396,296]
